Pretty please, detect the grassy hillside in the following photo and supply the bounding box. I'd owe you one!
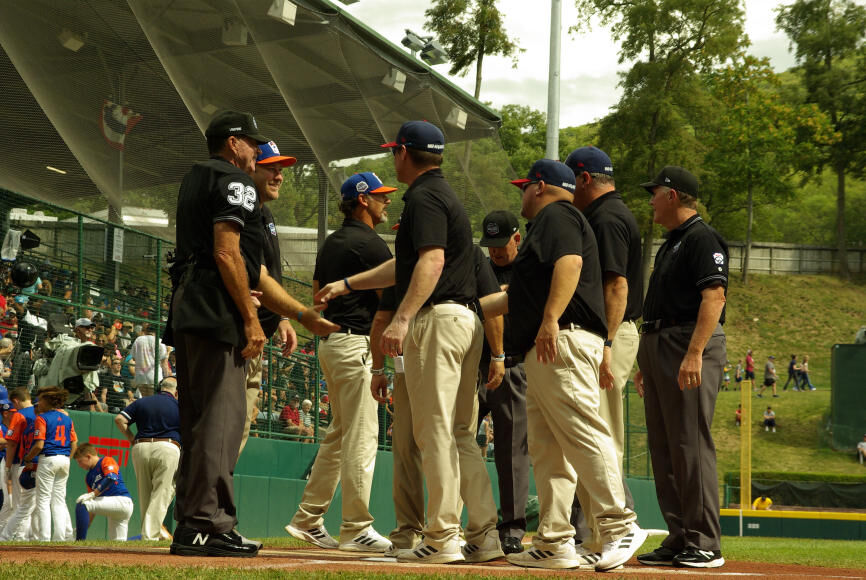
[625,273,866,494]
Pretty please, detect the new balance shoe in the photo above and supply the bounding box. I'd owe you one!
[233,528,263,550]
[284,523,339,549]
[170,525,258,557]
[595,523,648,571]
[636,545,678,566]
[339,527,392,553]
[461,533,505,563]
[673,548,725,568]
[396,539,465,564]
[506,542,595,570]
[502,536,523,554]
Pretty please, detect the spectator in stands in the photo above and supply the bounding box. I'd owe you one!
[800,355,816,391]
[167,350,177,375]
[857,434,866,466]
[299,399,314,443]
[280,394,312,438]
[116,321,134,351]
[318,393,330,427]
[757,355,778,398]
[0,337,13,383]
[751,495,772,510]
[763,406,776,432]
[99,358,134,414]
[9,295,47,389]
[130,323,169,398]
[121,358,135,380]
[735,404,742,427]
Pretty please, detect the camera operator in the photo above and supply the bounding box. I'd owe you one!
[32,318,101,410]
[7,296,47,390]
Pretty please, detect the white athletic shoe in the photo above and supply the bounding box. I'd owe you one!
[595,523,648,572]
[339,527,393,553]
[461,533,505,563]
[396,539,465,564]
[506,541,596,570]
[284,523,339,549]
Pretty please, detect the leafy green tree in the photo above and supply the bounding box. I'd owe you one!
[572,0,747,287]
[424,0,522,99]
[700,55,837,283]
[776,0,866,280]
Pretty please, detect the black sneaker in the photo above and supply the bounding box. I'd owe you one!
[170,525,259,557]
[502,536,523,554]
[233,528,263,550]
[636,546,678,566]
[673,548,725,568]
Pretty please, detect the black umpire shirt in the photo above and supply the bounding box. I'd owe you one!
[581,191,644,322]
[258,204,283,338]
[483,253,520,359]
[315,218,392,334]
[172,156,263,348]
[643,215,729,323]
[508,201,607,355]
[394,169,475,306]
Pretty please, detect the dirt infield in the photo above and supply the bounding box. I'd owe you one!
[1,545,864,579]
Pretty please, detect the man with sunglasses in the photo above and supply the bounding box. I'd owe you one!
[634,166,728,569]
[286,172,395,553]
[315,121,501,564]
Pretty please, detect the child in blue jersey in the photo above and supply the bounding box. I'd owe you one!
[0,398,12,528]
[22,387,77,541]
[72,442,133,541]
[0,387,39,541]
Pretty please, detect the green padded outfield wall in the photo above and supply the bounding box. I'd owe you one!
[830,344,866,450]
[65,410,665,539]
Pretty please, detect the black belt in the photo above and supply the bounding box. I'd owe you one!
[558,322,582,331]
[503,354,524,368]
[321,327,369,341]
[425,300,475,311]
[639,319,695,334]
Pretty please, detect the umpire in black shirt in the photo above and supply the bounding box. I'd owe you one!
[634,166,728,569]
[480,160,644,572]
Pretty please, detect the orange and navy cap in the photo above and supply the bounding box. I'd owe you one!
[381,120,445,153]
[256,141,297,167]
[340,172,397,201]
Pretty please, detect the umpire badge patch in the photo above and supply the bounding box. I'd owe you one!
[268,223,277,236]
[486,222,500,236]
[713,252,725,265]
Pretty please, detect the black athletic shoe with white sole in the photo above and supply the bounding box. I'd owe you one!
[170,525,259,557]
[673,548,725,568]
[637,546,678,566]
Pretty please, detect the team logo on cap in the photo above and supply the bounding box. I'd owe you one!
[562,182,576,191]
[356,181,369,193]
[664,177,671,183]
[713,252,725,265]
[268,141,280,154]
[486,222,500,236]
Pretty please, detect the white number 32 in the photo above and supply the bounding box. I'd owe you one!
[226,182,257,211]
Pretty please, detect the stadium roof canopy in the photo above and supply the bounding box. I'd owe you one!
[0,0,513,240]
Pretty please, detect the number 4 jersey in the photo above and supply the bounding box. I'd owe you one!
[33,410,77,456]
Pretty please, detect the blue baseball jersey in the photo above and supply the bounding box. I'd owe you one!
[85,456,131,498]
[33,410,77,456]
[5,406,38,465]
[0,423,7,461]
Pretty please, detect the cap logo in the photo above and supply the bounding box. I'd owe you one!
[713,252,725,265]
[251,118,258,129]
[428,143,444,150]
[268,141,280,154]
[604,166,613,172]
[486,222,500,236]
[562,182,575,191]
[664,177,671,183]
[229,126,242,132]
[356,181,369,193]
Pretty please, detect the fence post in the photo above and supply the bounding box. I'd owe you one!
[77,215,84,318]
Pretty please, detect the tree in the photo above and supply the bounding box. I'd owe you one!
[573,0,747,289]
[425,0,522,99]
[700,55,837,283]
[776,0,866,280]
[497,104,547,173]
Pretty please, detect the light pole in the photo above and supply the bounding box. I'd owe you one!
[545,0,561,160]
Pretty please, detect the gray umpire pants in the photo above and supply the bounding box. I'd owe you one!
[637,323,726,552]
[173,330,247,534]
[477,361,529,541]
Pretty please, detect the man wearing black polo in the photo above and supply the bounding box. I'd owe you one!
[565,146,642,550]
[477,210,530,555]
[286,172,395,553]
[480,159,645,572]
[634,166,727,569]
[315,121,501,564]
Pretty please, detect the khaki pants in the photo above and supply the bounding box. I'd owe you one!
[524,327,635,549]
[290,333,380,541]
[574,320,639,550]
[239,353,263,456]
[132,441,180,540]
[388,371,424,549]
[403,304,498,547]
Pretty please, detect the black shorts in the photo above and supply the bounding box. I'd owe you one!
[745,370,755,380]
[763,378,776,387]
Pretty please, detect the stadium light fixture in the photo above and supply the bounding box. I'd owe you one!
[221,18,248,46]
[420,39,449,66]
[267,0,298,26]
[381,67,407,93]
[57,29,86,52]
[401,29,428,55]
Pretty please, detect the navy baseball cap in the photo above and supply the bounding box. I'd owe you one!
[641,166,699,197]
[564,146,614,176]
[480,210,519,248]
[511,159,576,194]
[19,469,36,490]
[381,121,445,153]
[340,172,397,201]
[205,110,269,144]
[256,141,297,167]
[0,398,12,411]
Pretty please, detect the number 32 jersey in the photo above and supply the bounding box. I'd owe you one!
[33,410,77,456]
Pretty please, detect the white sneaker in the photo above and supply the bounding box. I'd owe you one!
[461,533,505,563]
[339,527,392,553]
[396,539,465,564]
[506,542,595,570]
[284,523,339,549]
[595,523,648,571]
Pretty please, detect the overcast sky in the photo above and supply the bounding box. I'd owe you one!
[344,0,801,127]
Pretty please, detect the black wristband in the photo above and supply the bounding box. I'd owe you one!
[604,339,613,347]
